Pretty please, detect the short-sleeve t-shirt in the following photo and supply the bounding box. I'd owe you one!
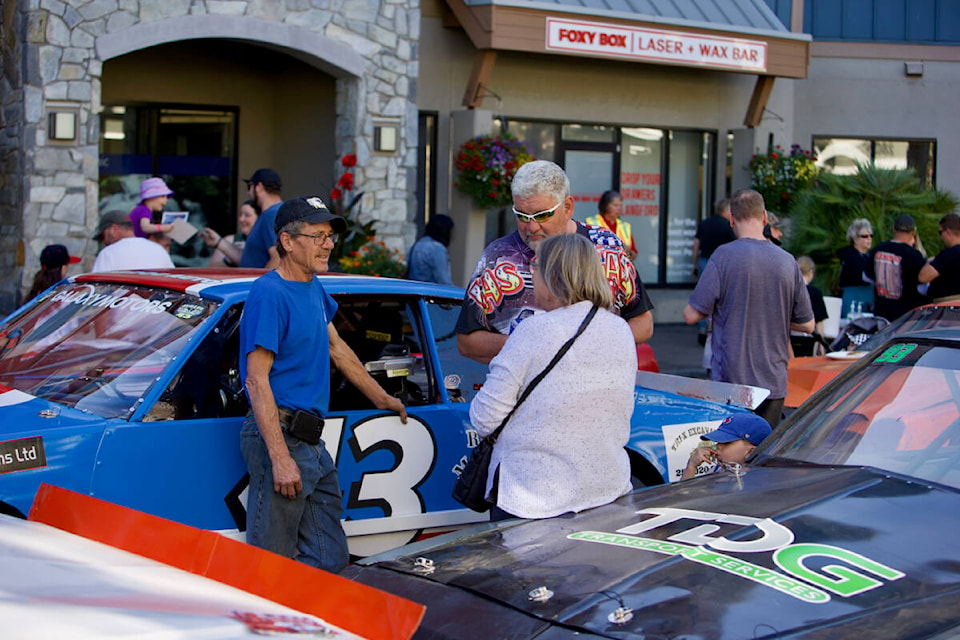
[129,204,155,239]
[455,222,654,337]
[695,215,736,260]
[866,240,927,321]
[240,270,338,415]
[239,201,281,268]
[687,238,813,398]
[929,245,960,300]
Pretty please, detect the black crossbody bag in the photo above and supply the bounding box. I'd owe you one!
[452,305,598,512]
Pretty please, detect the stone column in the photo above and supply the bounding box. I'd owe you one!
[449,109,493,286]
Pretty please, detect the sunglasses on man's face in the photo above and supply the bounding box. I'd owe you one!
[513,201,563,224]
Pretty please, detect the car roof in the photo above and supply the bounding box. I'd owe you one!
[72,268,464,301]
[886,326,960,343]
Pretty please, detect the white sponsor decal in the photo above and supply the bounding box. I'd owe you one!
[546,18,767,72]
[52,285,172,315]
[0,388,34,407]
[661,419,723,482]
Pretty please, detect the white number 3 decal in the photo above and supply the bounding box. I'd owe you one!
[335,415,435,516]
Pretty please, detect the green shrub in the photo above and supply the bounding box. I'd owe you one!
[787,164,958,294]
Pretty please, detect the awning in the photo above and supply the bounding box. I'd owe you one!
[445,0,811,126]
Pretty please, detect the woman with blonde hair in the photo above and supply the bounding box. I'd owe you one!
[469,233,636,521]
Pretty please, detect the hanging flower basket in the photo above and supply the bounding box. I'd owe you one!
[454,134,534,209]
[747,144,819,215]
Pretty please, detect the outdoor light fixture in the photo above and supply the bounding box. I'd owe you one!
[48,111,77,141]
[904,61,924,77]
[374,124,398,153]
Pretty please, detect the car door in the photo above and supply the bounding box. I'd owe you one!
[323,294,488,556]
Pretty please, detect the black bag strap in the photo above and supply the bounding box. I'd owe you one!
[486,304,598,445]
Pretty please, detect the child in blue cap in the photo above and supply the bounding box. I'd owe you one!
[681,412,772,479]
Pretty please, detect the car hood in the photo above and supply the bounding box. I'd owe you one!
[345,465,960,639]
[0,386,107,437]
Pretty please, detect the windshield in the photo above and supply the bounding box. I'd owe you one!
[761,341,960,490]
[857,304,960,352]
[0,281,217,419]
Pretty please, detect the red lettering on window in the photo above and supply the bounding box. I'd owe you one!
[641,173,661,185]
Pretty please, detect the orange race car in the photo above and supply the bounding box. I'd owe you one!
[786,300,960,411]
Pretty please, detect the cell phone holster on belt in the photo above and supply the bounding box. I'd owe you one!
[288,409,324,445]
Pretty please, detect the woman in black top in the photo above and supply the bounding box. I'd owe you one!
[837,218,875,315]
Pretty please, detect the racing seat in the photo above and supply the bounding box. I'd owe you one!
[330,303,424,410]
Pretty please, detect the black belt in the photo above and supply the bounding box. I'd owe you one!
[277,406,296,426]
[276,406,324,445]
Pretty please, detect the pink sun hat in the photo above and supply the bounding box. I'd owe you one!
[139,177,174,203]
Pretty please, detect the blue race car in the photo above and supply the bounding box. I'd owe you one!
[0,268,757,555]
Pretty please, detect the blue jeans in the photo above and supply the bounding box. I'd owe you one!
[240,413,349,573]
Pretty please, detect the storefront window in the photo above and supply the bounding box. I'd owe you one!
[813,137,935,185]
[666,131,710,285]
[561,124,615,143]
[621,128,663,284]
[566,150,616,221]
[99,105,238,266]
[500,119,716,287]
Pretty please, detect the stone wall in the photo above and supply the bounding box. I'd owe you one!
[3,0,420,313]
[1,0,26,312]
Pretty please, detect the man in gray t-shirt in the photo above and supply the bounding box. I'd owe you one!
[683,189,814,427]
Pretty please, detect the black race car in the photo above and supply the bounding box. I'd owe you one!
[344,329,960,639]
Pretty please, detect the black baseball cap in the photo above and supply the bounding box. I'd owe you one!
[274,196,347,234]
[243,168,282,189]
[894,214,916,232]
[40,244,81,270]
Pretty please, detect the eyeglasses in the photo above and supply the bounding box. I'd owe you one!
[513,201,563,224]
[290,232,338,245]
[858,233,873,239]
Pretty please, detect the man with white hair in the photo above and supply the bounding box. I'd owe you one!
[456,160,654,364]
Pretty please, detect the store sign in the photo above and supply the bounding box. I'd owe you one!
[546,17,767,73]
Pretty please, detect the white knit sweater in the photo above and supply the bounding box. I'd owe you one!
[469,300,635,518]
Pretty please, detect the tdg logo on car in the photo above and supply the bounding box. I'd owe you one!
[568,507,904,604]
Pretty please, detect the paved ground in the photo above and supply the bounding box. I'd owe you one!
[647,323,708,379]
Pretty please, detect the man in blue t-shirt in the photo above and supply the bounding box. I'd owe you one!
[239,168,284,268]
[240,196,407,572]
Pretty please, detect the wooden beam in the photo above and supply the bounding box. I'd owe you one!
[461,50,497,108]
[743,75,775,128]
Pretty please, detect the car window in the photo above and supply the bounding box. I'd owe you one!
[424,297,488,403]
[145,303,246,421]
[330,297,434,410]
[859,304,960,352]
[761,342,960,489]
[0,281,217,419]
